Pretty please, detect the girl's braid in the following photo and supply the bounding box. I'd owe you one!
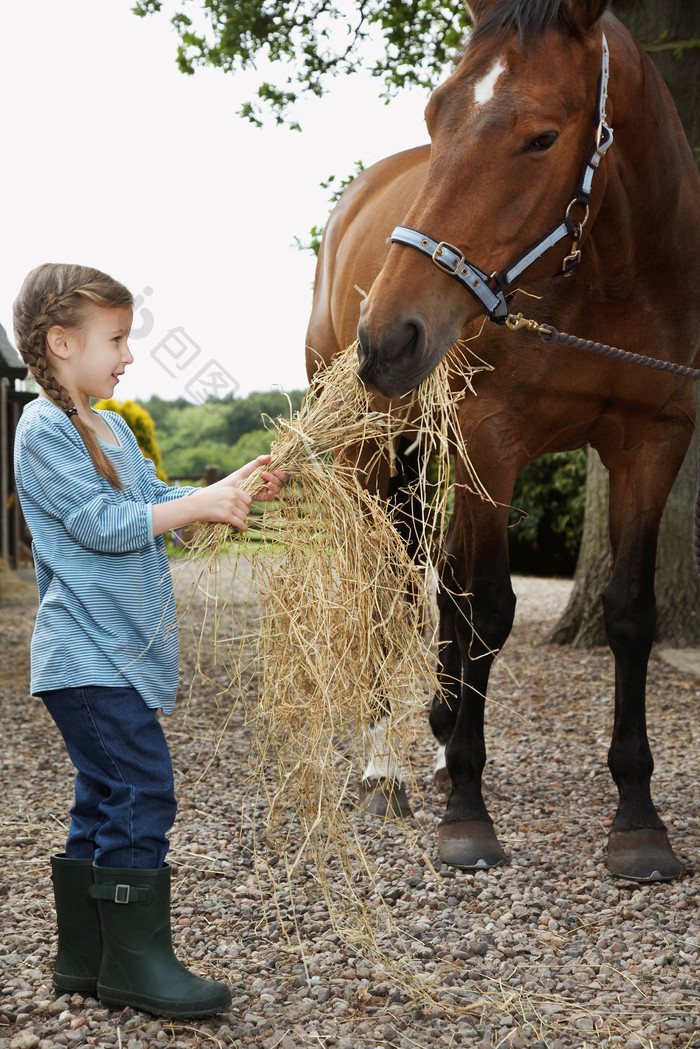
[20,308,74,413]
[13,264,134,489]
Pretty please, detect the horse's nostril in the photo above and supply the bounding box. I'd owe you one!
[356,333,372,380]
[356,316,428,397]
[356,342,375,386]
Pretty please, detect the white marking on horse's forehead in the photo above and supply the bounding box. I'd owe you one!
[474,58,506,106]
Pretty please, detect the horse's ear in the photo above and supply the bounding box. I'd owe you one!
[568,0,610,31]
[465,0,500,24]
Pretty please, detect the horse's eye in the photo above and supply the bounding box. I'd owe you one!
[523,132,558,153]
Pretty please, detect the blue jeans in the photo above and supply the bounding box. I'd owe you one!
[41,686,177,869]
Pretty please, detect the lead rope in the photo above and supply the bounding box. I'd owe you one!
[505,311,700,577]
[506,312,700,381]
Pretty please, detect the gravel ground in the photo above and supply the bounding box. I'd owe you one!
[1,559,699,1049]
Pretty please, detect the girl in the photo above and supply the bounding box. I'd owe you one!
[13,262,285,1019]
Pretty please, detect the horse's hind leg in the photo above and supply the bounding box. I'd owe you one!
[602,427,691,882]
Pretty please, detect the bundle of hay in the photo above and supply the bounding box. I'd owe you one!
[187,339,491,952]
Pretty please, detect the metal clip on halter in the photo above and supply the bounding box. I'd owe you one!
[561,201,590,275]
[505,312,551,336]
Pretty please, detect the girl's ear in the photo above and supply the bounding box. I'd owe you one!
[568,0,610,31]
[46,325,72,360]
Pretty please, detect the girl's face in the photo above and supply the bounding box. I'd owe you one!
[59,305,134,404]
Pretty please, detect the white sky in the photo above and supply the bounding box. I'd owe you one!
[0,0,429,402]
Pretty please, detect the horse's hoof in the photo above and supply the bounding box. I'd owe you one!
[358,778,413,819]
[438,820,507,870]
[434,766,451,793]
[607,828,683,882]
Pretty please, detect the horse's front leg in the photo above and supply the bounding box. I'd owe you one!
[434,490,516,869]
[359,437,422,819]
[603,427,691,882]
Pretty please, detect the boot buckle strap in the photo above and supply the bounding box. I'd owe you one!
[88,883,153,905]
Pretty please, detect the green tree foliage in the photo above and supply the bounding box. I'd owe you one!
[229,427,275,465]
[138,389,305,477]
[508,450,587,577]
[132,0,471,127]
[94,398,168,480]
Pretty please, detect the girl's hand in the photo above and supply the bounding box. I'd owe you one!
[188,484,254,530]
[232,455,288,502]
[152,456,287,537]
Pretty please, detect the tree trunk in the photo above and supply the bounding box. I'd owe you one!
[547,432,700,648]
[548,0,700,648]
[654,427,700,644]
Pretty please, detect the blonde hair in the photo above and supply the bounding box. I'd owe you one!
[13,263,134,489]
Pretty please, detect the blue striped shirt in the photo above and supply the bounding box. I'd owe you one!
[13,398,197,713]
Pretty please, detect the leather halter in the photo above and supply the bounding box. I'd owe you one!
[390,34,613,324]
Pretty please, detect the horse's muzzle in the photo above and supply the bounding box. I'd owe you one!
[356,315,429,398]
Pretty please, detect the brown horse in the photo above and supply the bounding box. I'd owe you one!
[305,0,700,881]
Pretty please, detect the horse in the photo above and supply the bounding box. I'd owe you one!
[305,0,700,882]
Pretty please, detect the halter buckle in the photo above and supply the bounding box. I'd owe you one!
[432,241,465,275]
[595,120,614,155]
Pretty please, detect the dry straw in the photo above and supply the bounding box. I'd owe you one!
[186,338,492,991]
[176,340,679,1039]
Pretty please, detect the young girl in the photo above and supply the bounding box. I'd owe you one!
[13,262,285,1019]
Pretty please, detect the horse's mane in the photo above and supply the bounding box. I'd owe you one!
[470,0,583,48]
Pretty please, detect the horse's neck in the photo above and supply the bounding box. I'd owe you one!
[591,20,700,291]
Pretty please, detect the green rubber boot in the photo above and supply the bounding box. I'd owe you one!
[50,854,101,996]
[89,863,231,1018]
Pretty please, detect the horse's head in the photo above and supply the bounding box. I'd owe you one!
[357,0,611,397]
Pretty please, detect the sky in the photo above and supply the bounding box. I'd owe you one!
[0,0,430,403]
